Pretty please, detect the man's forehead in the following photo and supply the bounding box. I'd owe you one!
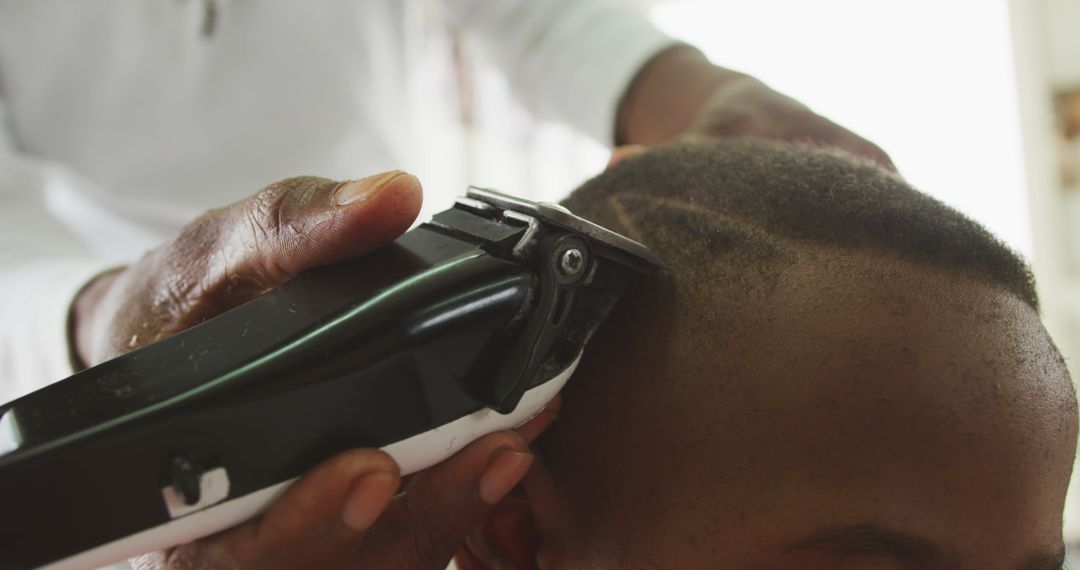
[648,248,1075,492]
[698,249,1072,426]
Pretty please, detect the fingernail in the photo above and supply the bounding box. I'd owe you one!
[341,471,399,532]
[333,170,407,207]
[479,449,534,505]
[607,145,648,167]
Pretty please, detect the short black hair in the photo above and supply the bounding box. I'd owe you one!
[562,139,1038,311]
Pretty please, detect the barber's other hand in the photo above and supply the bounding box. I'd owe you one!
[618,45,896,171]
[686,74,897,171]
[72,171,421,367]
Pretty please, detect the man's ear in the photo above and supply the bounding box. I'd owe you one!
[454,455,570,570]
[456,494,542,570]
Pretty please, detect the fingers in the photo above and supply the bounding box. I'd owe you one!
[135,400,558,569]
[233,171,423,283]
[256,448,400,546]
[358,431,534,569]
[218,171,422,294]
[158,449,402,569]
[687,79,899,174]
[140,170,422,335]
[793,114,898,173]
[850,139,898,173]
[607,145,648,169]
[393,394,560,518]
[515,393,561,444]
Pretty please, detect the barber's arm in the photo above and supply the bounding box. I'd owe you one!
[443,0,892,169]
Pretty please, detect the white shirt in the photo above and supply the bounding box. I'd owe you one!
[0,0,673,402]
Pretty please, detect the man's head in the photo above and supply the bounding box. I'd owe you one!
[469,140,1078,569]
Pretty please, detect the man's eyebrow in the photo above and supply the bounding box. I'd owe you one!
[1020,546,1066,570]
[784,523,940,562]
[786,524,1066,570]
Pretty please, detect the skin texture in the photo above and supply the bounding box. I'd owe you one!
[527,250,1076,570]
[74,171,422,366]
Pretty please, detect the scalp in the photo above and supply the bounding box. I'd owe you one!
[542,140,1076,554]
[562,139,1039,311]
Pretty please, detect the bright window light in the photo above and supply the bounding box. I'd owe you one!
[651,0,1032,256]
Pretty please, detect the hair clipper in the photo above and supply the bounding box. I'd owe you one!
[0,188,662,570]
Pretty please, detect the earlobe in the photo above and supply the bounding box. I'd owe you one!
[456,494,543,570]
[454,454,569,570]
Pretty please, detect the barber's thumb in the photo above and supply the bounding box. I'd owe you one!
[238,171,422,288]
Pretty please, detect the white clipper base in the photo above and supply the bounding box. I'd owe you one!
[41,356,576,570]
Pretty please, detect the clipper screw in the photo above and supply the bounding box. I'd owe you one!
[559,248,584,276]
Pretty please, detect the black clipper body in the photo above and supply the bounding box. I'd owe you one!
[0,188,662,570]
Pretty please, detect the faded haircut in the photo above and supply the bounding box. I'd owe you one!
[562,139,1038,311]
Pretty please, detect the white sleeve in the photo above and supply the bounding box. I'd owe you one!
[0,97,114,404]
[443,0,676,144]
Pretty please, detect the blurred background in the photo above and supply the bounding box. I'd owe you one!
[436,0,1080,545]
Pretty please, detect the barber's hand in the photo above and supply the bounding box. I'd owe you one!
[72,170,559,568]
[130,413,555,569]
[687,74,897,171]
[73,171,420,366]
